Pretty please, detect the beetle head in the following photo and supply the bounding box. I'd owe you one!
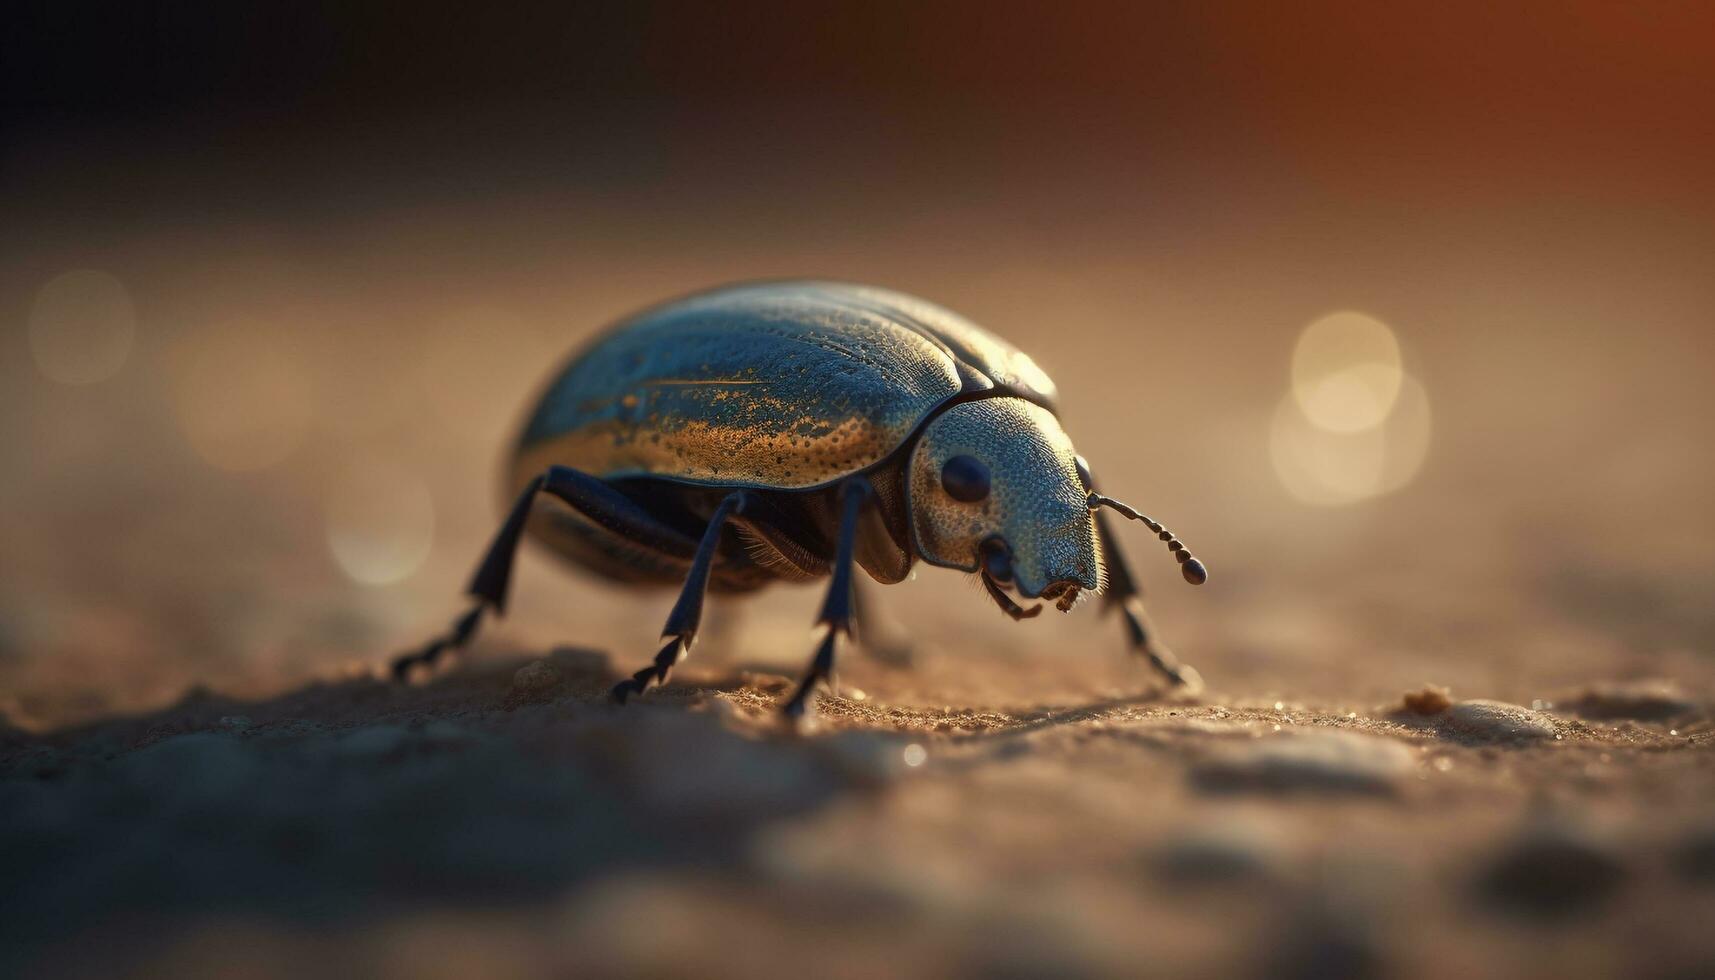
[907,397,1100,612]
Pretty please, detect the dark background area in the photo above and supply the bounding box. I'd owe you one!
[9,2,1710,216]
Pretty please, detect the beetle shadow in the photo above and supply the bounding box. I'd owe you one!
[1,639,1210,969]
[698,657,1200,742]
[971,690,1197,739]
[0,646,884,966]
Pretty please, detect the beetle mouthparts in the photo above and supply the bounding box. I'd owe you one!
[1039,579,1082,612]
[980,567,1042,621]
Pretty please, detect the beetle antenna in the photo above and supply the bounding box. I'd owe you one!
[1087,493,1208,585]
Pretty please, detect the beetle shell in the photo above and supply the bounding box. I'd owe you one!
[393,280,1204,699]
[509,281,1059,495]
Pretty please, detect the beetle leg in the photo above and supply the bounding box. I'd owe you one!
[1095,509,1204,692]
[782,476,873,719]
[393,467,698,680]
[612,490,752,703]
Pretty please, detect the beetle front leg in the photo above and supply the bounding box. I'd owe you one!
[1095,509,1204,692]
[611,490,753,703]
[782,476,872,719]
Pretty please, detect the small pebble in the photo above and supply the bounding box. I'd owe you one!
[1475,819,1628,917]
[1561,680,1698,722]
[1155,818,1284,884]
[334,724,410,759]
[739,671,793,694]
[701,696,739,720]
[1401,685,1452,715]
[814,731,913,785]
[1675,823,1715,883]
[543,646,611,679]
[512,660,562,693]
[1442,700,1556,742]
[1191,730,1414,795]
[1263,903,1384,980]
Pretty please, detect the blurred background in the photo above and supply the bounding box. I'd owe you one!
[4,0,1713,724]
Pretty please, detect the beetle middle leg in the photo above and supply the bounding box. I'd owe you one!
[610,490,754,703]
[1095,509,1203,691]
[392,466,699,679]
[781,476,873,719]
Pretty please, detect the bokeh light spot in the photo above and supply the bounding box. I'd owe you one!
[1291,312,1402,432]
[171,326,314,472]
[28,269,137,385]
[325,459,437,586]
[902,743,928,768]
[1271,374,1433,506]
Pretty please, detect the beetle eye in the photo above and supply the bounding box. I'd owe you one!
[940,455,991,502]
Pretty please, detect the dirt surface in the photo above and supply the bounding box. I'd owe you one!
[5,635,1714,978]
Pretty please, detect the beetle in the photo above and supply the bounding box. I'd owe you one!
[395,280,1207,717]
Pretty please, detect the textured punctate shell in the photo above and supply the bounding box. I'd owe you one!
[508,281,1059,494]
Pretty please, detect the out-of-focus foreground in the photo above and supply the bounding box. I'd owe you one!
[3,4,1713,977]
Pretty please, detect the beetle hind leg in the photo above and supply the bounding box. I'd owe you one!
[392,467,699,681]
[1095,510,1204,692]
[781,477,873,719]
[391,472,550,680]
[391,602,486,680]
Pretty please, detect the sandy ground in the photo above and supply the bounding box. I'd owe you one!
[4,621,1713,978]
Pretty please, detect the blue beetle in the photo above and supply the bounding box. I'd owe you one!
[397,281,1206,716]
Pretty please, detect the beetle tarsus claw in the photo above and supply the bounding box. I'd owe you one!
[390,650,423,682]
[1169,662,1205,693]
[781,681,823,727]
[390,601,489,682]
